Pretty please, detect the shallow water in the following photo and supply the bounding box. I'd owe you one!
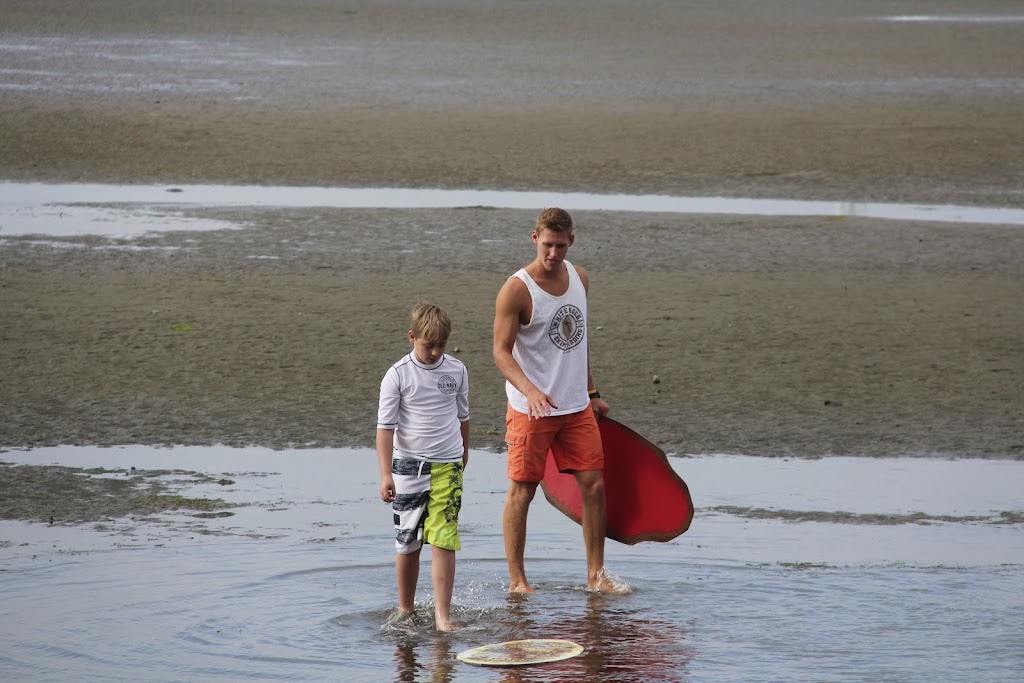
[2,182,1024,241]
[2,446,1023,682]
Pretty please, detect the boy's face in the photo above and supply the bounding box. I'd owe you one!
[532,227,574,272]
[408,332,447,365]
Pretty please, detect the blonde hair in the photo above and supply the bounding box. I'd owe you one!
[411,302,452,340]
[535,207,574,235]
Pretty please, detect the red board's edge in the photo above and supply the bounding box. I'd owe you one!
[540,416,695,545]
[605,418,694,544]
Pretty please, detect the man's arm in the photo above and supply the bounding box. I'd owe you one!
[576,265,610,417]
[493,278,558,418]
[586,357,610,418]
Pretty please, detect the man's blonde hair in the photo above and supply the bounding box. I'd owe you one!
[535,207,574,235]
[411,302,452,340]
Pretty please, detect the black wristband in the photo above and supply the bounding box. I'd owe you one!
[588,390,601,399]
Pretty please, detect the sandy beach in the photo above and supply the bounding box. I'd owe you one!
[2,6,1024,680]
[2,1,1023,464]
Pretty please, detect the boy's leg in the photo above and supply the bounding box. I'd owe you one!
[392,457,431,613]
[396,547,421,612]
[431,546,456,630]
[420,461,464,629]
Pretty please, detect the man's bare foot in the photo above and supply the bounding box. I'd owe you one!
[587,568,633,595]
[435,619,459,632]
[508,582,536,594]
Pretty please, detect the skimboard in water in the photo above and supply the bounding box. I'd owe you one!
[541,416,694,544]
[456,639,584,667]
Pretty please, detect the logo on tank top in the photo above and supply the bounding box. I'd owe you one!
[548,304,585,351]
[437,375,458,394]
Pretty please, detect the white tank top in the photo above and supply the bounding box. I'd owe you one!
[506,260,590,416]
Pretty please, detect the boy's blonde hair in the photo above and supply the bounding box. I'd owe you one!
[411,302,452,341]
[535,207,574,235]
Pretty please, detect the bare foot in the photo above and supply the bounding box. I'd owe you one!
[385,608,420,627]
[508,582,536,594]
[435,620,459,632]
[587,568,633,595]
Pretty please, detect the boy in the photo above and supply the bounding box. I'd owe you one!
[376,302,470,631]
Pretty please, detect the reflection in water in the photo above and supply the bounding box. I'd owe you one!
[384,589,694,682]
[566,593,693,682]
[395,635,455,683]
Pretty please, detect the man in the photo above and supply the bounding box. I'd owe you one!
[492,207,628,594]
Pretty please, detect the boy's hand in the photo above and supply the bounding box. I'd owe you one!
[380,475,396,503]
[591,397,610,418]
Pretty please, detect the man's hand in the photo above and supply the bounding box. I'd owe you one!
[591,397,610,418]
[526,385,558,419]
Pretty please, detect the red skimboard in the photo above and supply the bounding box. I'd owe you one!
[541,417,694,544]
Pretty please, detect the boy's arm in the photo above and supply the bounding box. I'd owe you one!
[460,420,470,469]
[376,428,396,502]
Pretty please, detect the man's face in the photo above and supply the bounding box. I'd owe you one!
[532,228,574,272]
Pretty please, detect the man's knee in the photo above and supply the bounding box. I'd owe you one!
[507,480,539,503]
[575,471,605,500]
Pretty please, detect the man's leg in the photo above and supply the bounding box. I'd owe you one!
[431,546,456,630]
[503,480,538,593]
[574,469,630,593]
[574,469,607,586]
[396,547,421,612]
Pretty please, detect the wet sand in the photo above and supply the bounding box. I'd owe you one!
[2,1,1023,464]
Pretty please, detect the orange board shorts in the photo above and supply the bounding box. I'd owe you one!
[505,402,604,482]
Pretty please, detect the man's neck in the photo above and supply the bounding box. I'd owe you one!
[526,259,567,282]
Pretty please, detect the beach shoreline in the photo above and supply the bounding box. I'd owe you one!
[2,0,1022,463]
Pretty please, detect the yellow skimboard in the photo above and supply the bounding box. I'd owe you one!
[456,639,584,667]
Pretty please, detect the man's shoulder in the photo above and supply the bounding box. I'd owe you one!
[497,271,530,301]
[571,262,590,290]
[501,268,529,286]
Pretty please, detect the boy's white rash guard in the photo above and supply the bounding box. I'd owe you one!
[377,352,469,462]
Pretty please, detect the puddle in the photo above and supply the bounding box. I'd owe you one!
[1,182,1023,238]
[2,446,1023,682]
[880,15,1024,24]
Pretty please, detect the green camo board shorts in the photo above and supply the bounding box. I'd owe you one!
[391,458,463,554]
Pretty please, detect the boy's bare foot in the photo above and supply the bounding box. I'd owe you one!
[508,581,536,594]
[385,608,420,626]
[435,620,459,632]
